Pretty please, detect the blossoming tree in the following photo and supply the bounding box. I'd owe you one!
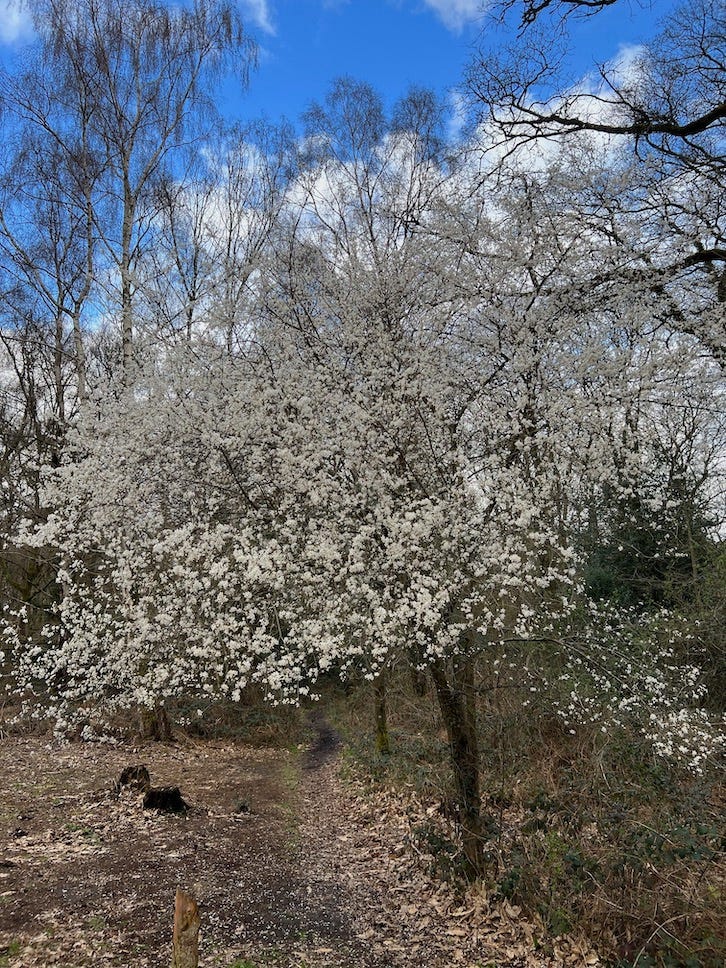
[3,82,723,874]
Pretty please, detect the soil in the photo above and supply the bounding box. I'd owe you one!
[0,717,601,968]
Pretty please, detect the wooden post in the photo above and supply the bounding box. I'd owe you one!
[171,888,200,968]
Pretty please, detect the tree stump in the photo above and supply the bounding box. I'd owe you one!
[143,786,189,813]
[171,888,200,968]
[113,764,151,794]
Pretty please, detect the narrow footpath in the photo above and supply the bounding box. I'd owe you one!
[0,721,595,967]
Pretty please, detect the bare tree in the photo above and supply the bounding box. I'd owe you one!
[144,122,295,352]
[467,0,725,363]
[0,136,95,415]
[4,0,255,379]
[476,0,725,168]
[497,0,647,28]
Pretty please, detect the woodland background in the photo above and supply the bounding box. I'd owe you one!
[0,1,724,965]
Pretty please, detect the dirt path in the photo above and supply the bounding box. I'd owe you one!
[0,722,595,968]
[0,717,400,968]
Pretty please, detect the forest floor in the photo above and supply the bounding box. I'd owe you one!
[0,716,601,968]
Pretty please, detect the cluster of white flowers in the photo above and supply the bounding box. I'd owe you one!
[645,707,725,774]
[535,603,723,772]
[1,120,722,777]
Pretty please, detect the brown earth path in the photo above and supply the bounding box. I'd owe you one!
[0,717,594,968]
[0,716,378,968]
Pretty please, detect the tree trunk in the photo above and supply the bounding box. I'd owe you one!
[374,672,390,754]
[430,653,485,878]
[53,311,65,425]
[71,305,88,404]
[407,645,429,696]
[138,704,173,741]
[72,184,93,403]
[120,181,135,380]
[171,888,200,968]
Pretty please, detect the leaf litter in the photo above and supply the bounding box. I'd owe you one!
[0,731,600,967]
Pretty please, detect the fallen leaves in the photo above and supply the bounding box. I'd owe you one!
[0,731,605,968]
[328,770,603,968]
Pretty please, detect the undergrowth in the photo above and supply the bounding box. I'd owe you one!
[325,673,725,968]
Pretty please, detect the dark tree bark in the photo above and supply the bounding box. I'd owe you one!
[138,704,173,741]
[374,672,390,754]
[430,653,485,877]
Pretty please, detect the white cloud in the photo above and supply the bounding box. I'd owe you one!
[605,43,647,90]
[0,0,34,45]
[575,43,646,100]
[471,43,652,177]
[421,0,484,33]
[447,90,468,143]
[239,0,275,36]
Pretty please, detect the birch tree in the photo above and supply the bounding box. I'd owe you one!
[3,0,254,378]
[143,122,294,351]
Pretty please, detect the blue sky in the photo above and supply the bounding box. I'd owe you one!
[233,0,679,127]
[0,0,679,128]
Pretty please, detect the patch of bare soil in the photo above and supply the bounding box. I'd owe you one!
[0,732,359,967]
[0,721,601,967]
